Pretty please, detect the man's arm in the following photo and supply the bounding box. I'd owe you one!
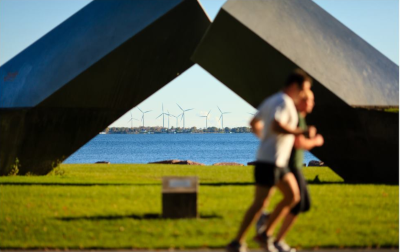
[250,117,263,139]
[294,134,324,150]
[271,119,308,136]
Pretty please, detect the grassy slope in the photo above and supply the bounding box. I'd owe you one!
[0,164,398,249]
[384,108,399,113]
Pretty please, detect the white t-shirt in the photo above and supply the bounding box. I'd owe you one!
[255,91,298,168]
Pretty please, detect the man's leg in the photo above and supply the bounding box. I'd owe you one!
[234,185,273,243]
[265,172,300,237]
[275,168,311,242]
[274,167,308,242]
[256,188,276,234]
[275,213,298,242]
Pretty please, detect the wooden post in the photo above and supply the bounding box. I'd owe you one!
[162,176,198,219]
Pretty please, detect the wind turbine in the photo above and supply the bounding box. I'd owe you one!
[218,106,230,130]
[128,112,139,128]
[138,107,151,127]
[166,110,172,129]
[200,110,211,129]
[177,104,193,129]
[170,114,181,128]
[156,104,167,128]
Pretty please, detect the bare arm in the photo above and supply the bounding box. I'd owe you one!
[250,117,263,139]
[271,119,307,136]
[294,134,324,150]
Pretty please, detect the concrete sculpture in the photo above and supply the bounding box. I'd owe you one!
[192,0,399,183]
[0,0,210,175]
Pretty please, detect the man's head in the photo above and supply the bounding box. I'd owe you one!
[297,90,315,114]
[283,69,312,103]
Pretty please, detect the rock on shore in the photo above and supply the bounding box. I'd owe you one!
[308,160,325,166]
[248,161,318,167]
[212,162,244,166]
[148,160,205,166]
[95,161,110,164]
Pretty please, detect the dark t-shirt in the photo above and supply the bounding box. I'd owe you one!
[289,113,307,169]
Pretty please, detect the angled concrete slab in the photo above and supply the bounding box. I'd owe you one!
[192,0,399,183]
[0,0,210,175]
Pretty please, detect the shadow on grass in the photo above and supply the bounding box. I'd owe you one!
[200,182,254,186]
[0,182,256,187]
[0,182,255,187]
[306,181,344,185]
[201,181,345,186]
[4,181,387,186]
[0,182,159,186]
[57,213,222,221]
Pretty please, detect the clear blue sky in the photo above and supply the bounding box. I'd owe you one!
[1,0,398,129]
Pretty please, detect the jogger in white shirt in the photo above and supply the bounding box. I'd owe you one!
[226,69,312,252]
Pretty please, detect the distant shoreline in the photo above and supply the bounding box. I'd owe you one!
[100,132,252,134]
[101,126,253,134]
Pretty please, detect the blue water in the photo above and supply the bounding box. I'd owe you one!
[64,134,319,165]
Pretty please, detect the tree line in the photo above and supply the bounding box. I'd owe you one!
[103,126,252,134]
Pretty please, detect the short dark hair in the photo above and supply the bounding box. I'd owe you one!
[284,69,313,88]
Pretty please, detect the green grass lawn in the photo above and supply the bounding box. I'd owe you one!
[0,164,398,249]
[384,107,399,113]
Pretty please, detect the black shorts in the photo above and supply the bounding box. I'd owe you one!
[290,166,311,215]
[254,161,290,187]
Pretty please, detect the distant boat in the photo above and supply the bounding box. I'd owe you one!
[99,132,106,134]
